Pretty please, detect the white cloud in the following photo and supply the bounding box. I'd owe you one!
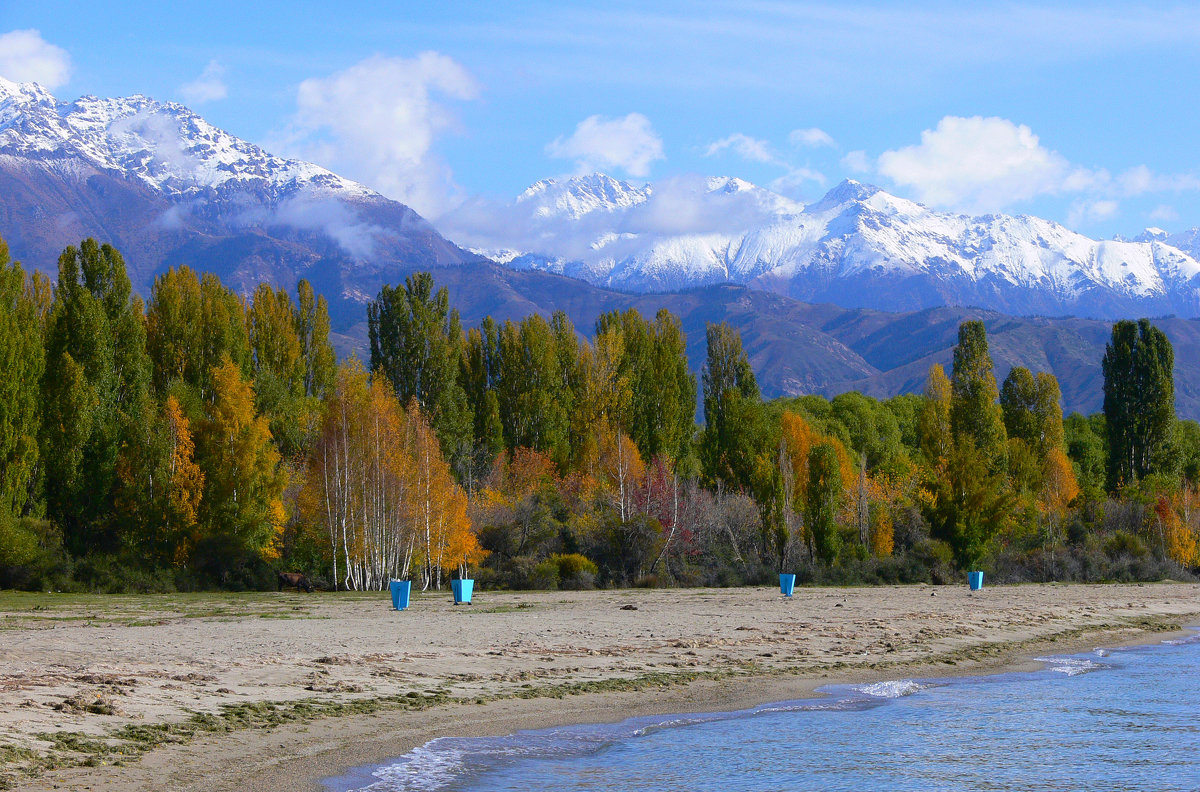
[1149,204,1179,223]
[546,113,664,177]
[768,167,827,193]
[705,133,780,165]
[789,127,836,148]
[1116,164,1200,196]
[841,150,871,173]
[1067,199,1119,228]
[0,29,71,89]
[180,61,227,105]
[876,116,1097,213]
[283,52,479,218]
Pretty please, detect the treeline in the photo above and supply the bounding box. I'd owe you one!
[0,236,1197,592]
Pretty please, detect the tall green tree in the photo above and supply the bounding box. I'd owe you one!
[699,321,763,490]
[1001,367,1066,459]
[294,279,336,400]
[950,321,1007,461]
[494,314,570,464]
[0,240,45,517]
[1102,318,1175,490]
[146,266,250,399]
[368,273,470,459]
[41,240,152,554]
[805,442,843,564]
[594,308,695,465]
[925,436,1014,569]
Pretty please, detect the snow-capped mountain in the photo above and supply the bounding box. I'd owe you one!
[459,172,1200,319]
[0,79,479,322]
[0,77,370,199]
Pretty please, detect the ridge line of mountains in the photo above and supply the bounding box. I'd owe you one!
[3,77,1200,418]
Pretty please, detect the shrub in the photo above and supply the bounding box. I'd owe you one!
[548,553,598,589]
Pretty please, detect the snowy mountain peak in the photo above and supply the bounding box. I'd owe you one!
[470,173,1200,318]
[0,78,54,104]
[0,82,375,200]
[816,179,885,207]
[517,172,650,220]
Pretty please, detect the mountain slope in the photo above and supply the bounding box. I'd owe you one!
[452,173,1200,320]
[0,78,482,324]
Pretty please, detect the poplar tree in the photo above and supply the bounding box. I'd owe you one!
[950,321,1006,462]
[806,442,843,564]
[700,321,762,490]
[918,364,952,464]
[294,280,336,400]
[42,240,151,554]
[0,241,44,517]
[368,273,470,459]
[146,266,251,399]
[1103,318,1175,490]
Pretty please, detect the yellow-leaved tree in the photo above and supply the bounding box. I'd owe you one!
[198,356,286,566]
[407,401,485,589]
[164,395,204,565]
[303,360,416,590]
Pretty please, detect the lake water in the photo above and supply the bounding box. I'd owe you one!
[328,630,1200,792]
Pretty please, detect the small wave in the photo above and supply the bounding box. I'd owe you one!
[1035,656,1109,676]
[632,714,722,736]
[851,680,925,698]
[358,742,467,792]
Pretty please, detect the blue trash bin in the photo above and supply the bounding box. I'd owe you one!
[452,578,474,604]
[389,579,411,610]
[779,573,796,597]
[968,571,984,591]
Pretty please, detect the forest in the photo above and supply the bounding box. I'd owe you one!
[0,236,1196,592]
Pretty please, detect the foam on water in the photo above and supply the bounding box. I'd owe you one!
[850,679,926,698]
[1034,656,1110,676]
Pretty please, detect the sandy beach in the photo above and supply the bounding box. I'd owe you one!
[1,582,1198,791]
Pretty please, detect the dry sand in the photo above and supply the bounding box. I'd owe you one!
[2,582,1198,791]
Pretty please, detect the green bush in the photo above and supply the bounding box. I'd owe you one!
[1104,531,1149,560]
[0,509,38,567]
[548,553,598,589]
[529,559,559,590]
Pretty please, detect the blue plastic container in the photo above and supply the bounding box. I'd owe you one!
[779,573,796,597]
[452,578,474,604]
[968,571,984,591]
[389,579,411,610]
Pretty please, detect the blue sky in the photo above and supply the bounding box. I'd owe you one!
[4,1,1200,235]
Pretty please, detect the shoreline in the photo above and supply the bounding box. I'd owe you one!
[5,584,1199,792]
[317,622,1198,792]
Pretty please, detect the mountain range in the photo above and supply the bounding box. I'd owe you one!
[449,171,1200,320]
[3,79,1200,417]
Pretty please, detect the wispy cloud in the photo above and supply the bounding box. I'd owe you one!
[180,60,227,105]
[705,134,781,165]
[789,127,836,148]
[704,131,826,193]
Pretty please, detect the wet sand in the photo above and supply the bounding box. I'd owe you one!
[2,582,1197,791]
